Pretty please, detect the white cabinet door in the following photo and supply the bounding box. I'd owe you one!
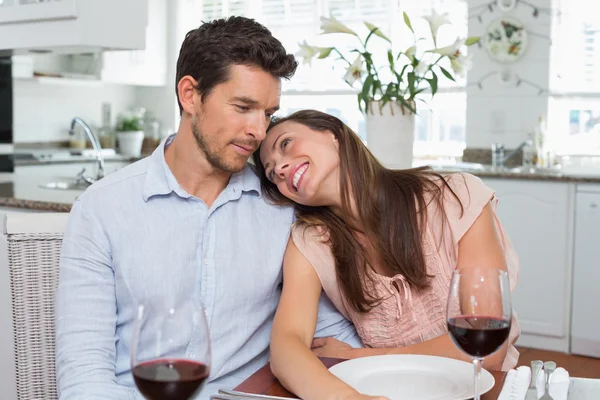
[0,0,147,54]
[101,0,167,86]
[571,189,600,357]
[0,0,77,24]
[482,178,573,351]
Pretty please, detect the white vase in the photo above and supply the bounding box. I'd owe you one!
[365,101,415,170]
[117,130,144,157]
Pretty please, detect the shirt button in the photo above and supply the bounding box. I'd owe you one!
[203,258,209,265]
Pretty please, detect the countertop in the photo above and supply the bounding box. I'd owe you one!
[1,165,600,213]
[13,154,142,166]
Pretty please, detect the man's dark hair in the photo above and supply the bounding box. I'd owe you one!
[175,16,298,114]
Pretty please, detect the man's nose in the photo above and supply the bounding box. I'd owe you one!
[246,113,269,141]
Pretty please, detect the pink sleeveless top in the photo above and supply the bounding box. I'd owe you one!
[291,173,520,371]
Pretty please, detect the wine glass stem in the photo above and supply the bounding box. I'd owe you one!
[473,357,483,400]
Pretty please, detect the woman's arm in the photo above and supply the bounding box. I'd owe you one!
[270,237,387,400]
[312,203,509,371]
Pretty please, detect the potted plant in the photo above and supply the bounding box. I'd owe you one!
[116,113,145,157]
[296,12,480,168]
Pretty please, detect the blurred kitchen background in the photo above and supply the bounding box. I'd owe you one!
[0,0,599,367]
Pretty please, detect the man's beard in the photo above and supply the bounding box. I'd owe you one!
[191,114,247,173]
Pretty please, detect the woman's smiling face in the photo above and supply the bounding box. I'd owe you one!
[259,120,341,207]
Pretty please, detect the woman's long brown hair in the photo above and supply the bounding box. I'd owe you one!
[252,110,463,313]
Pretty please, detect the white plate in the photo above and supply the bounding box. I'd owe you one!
[329,354,495,400]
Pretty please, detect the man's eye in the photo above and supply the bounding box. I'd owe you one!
[235,105,250,112]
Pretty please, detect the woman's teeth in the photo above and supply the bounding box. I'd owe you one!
[293,164,308,189]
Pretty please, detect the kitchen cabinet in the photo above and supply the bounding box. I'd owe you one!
[482,178,574,352]
[571,184,600,358]
[0,0,148,55]
[101,0,167,86]
[0,0,77,24]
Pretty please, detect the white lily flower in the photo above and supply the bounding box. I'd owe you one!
[296,40,333,66]
[450,53,473,77]
[415,61,429,76]
[343,55,365,86]
[320,16,357,36]
[424,10,451,40]
[405,45,416,62]
[430,38,465,57]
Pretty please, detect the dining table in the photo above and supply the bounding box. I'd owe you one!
[234,357,507,399]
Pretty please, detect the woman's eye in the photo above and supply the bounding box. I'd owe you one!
[280,138,291,150]
[268,170,275,182]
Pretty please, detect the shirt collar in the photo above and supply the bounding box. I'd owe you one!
[143,134,262,201]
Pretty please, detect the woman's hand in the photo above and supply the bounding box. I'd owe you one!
[311,337,356,359]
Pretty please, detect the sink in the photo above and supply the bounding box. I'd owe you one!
[40,181,90,191]
[507,166,562,175]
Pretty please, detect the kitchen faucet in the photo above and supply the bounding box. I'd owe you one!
[491,139,533,168]
[68,117,105,184]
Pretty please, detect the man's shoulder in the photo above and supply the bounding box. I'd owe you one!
[77,157,150,203]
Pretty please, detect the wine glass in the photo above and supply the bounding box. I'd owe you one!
[446,268,512,400]
[131,300,211,400]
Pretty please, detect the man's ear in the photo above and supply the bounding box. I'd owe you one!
[177,76,200,116]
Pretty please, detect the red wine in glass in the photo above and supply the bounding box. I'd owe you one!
[133,359,209,400]
[447,316,510,358]
[131,301,211,400]
[446,268,512,400]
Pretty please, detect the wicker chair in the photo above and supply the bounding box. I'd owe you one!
[0,212,69,400]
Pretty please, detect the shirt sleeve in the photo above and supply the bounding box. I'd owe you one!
[291,224,363,347]
[439,173,521,370]
[441,172,495,244]
[55,196,140,400]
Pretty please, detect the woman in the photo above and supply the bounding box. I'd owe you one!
[253,110,520,400]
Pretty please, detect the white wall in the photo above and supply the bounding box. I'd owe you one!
[134,0,181,138]
[13,79,137,143]
[466,0,552,149]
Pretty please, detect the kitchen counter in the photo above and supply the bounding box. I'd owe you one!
[433,166,600,183]
[13,154,143,166]
[0,173,81,212]
[1,164,600,213]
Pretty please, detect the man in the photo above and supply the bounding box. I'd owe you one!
[55,16,360,400]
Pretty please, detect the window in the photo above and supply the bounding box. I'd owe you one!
[548,0,600,155]
[178,0,469,157]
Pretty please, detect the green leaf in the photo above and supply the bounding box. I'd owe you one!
[364,21,391,43]
[361,74,374,110]
[397,64,409,81]
[357,92,365,114]
[403,12,414,33]
[372,80,383,98]
[465,36,481,46]
[407,71,416,97]
[398,96,417,115]
[427,72,438,97]
[387,50,394,67]
[439,66,456,82]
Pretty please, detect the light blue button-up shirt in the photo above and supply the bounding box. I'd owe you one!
[55,136,361,400]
